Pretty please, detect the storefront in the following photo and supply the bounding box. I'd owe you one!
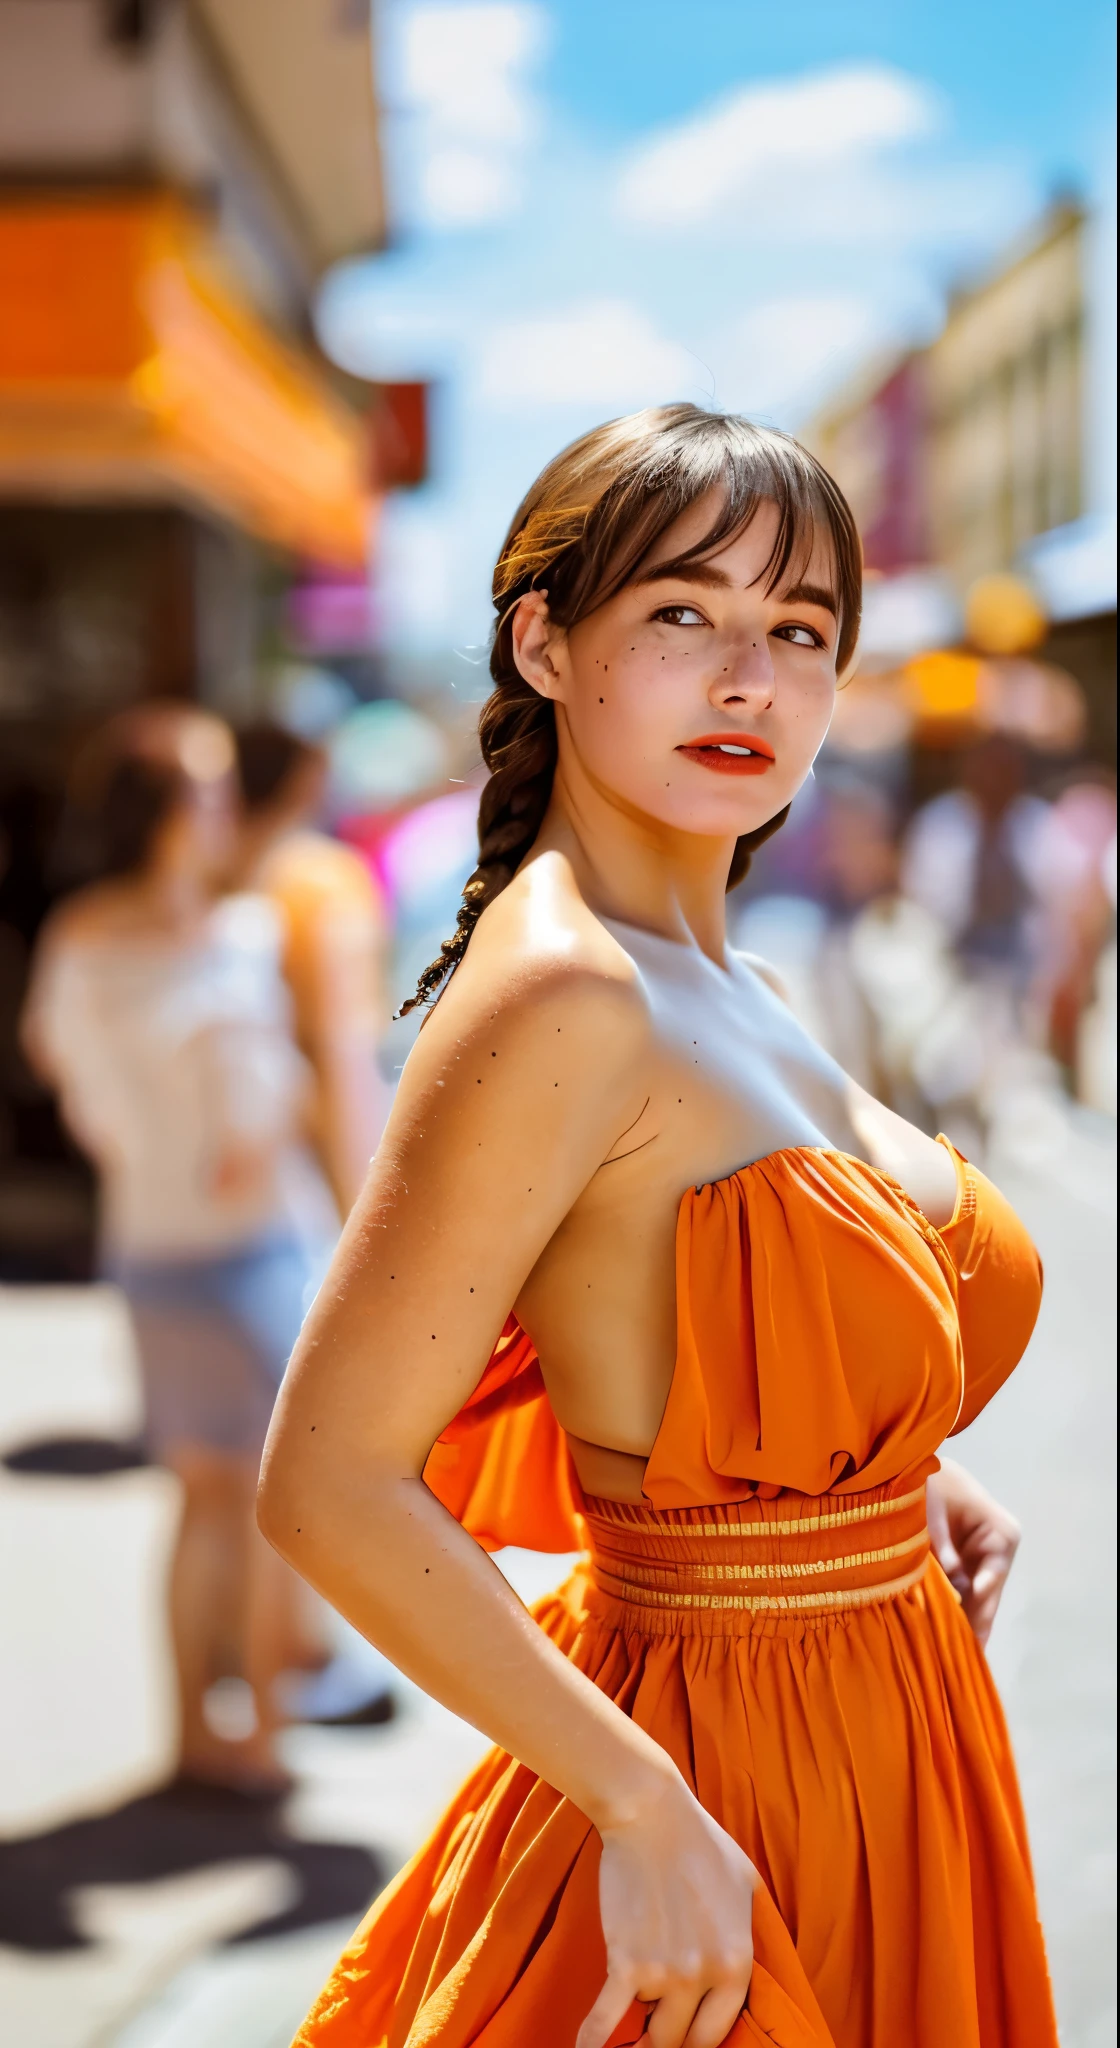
[0,188,375,1276]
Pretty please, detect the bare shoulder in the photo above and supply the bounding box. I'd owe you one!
[402,855,652,1108]
[435,856,645,1029]
[35,883,131,953]
[734,949,791,1005]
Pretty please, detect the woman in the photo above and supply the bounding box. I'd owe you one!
[24,703,335,1792]
[234,721,392,1221]
[260,407,1057,2046]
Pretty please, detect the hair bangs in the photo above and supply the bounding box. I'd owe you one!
[527,408,860,671]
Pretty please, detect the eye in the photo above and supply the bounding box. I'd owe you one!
[652,604,709,628]
[773,622,826,649]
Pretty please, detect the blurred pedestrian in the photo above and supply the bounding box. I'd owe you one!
[232,720,399,1725]
[901,734,1048,984]
[21,702,332,1793]
[1030,776,1117,1076]
[234,722,392,1220]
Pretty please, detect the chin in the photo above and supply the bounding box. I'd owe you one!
[652,792,792,840]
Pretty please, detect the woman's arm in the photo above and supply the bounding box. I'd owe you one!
[258,943,757,2048]
[259,952,672,1809]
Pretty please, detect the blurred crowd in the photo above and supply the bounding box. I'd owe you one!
[733,663,1116,1160]
[2,628,1115,1802]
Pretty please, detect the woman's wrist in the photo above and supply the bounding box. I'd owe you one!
[579,1738,683,1837]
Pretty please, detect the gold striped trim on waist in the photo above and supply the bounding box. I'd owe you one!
[593,1529,928,1588]
[593,1554,930,1616]
[584,1482,928,1540]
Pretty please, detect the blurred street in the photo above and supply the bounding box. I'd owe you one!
[0,1109,1114,2048]
[0,3,1115,2045]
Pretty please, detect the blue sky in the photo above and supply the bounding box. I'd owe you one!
[319,1,1116,663]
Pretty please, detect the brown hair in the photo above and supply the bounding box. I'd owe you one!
[235,722,324,814]
[55,703,234,886]
[400,403,862,1015]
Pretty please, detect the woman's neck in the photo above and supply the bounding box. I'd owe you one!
[126,863,213,934]
[529,756,733,965]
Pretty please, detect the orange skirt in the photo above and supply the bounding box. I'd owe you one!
[295,1488,1058,2048]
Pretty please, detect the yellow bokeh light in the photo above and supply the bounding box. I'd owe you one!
[903,650,983,719]
[965,574,1048,656]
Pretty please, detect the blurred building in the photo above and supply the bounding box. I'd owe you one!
[809,204,1086,588]
[0,0,388,1277]
[926,202,1085,589]
[806,200,1115,766]
[804,350,930,579]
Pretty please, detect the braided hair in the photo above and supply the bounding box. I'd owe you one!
[400,404,862,1015]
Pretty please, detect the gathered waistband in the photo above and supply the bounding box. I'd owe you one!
[582,1485,931,1637]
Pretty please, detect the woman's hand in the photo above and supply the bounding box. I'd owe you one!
[578,1771,757,2048]
[927,1459,1021,1646]
[209,1139,274,1204]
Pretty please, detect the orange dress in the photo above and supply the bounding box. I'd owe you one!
[295,1141,1058,2048]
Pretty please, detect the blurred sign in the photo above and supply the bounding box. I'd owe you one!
[0,194,370,566]
[806,353,929,577]
[855,356,929,575]
[369,383,430,490]
[286,569,377,654]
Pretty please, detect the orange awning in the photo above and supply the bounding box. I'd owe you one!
[0,193,372,568]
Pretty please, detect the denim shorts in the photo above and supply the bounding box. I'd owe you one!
[107,1232,325,1460]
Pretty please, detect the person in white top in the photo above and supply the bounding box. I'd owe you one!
[23,702,333,1793]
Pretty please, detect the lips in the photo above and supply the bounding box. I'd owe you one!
[676,732,776,777]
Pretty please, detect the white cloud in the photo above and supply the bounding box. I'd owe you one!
[477,300,701,410]
[392,3,547,229]
[316,260,461,379]
[710,295,889,421]
[616,65,939,228]
[420,147,517,228]
[400,3,542,143]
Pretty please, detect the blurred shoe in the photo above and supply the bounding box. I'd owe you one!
[170,1765,295,1806]
[279,1655,397,1727]
[2,1434,149,1476]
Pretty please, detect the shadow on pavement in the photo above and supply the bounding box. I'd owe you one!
[0,1778,382,1952]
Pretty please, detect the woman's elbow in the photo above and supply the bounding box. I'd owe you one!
[255,1423,410,1564]
[255,1440,306,1558]
[255,1415,331,1559]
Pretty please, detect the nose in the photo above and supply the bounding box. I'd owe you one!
[708,634,775,712]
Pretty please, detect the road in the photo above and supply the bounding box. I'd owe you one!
[0,1113,1114,2048]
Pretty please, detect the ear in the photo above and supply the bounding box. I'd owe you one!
[510,591,568,702]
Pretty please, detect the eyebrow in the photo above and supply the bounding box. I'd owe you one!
[637,559,838,617]
[780,580,838,618]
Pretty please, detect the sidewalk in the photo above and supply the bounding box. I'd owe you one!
[0,1118,1114,2048]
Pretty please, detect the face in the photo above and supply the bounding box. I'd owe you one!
[155,773,237,881]
[514,494,842,844]
[146,713,238,882]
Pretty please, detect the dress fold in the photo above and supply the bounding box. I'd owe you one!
[295,1144,1055,2048]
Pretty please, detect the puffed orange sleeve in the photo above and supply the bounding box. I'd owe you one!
[937,1142,1043,1435]
[422,1317,586,1552]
